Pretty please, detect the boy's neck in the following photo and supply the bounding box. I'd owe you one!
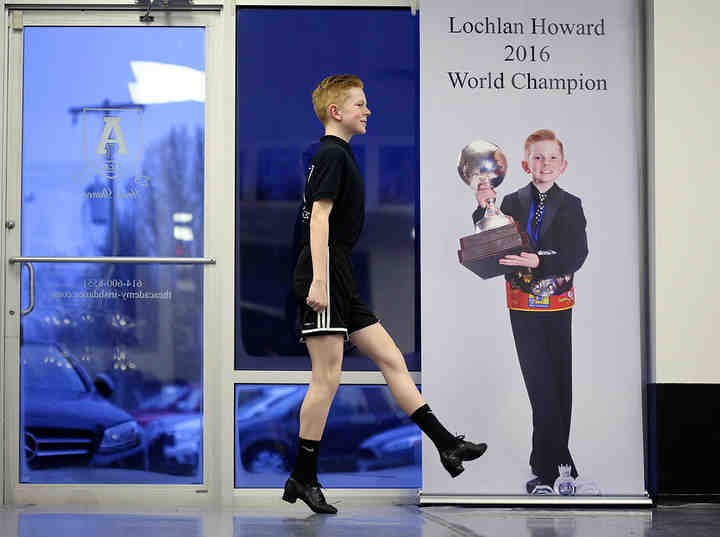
[532,179,555,193]
[325,124,353,143]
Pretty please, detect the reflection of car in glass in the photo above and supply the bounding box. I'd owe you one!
[133,383,202,426]
[131,383,203,476]
[144,413,202,477]
[21,344,145,471]
[236,386,411,473]
[354,424,421,471]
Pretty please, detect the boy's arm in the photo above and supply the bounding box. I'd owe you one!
[534,199,588,277]
[498,194,540,268]
[306,198,333,312]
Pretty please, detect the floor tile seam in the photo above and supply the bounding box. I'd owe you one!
[403,506,484,537]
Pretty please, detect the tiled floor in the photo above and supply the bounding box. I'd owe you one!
[1,500,718,537]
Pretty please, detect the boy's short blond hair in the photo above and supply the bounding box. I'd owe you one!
[312,75,364,125]
[524,129,564,159]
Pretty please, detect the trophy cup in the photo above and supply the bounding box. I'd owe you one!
[456,140,535,279]
[554,464,577,496]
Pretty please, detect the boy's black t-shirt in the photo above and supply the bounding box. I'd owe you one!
[300,135,365,251]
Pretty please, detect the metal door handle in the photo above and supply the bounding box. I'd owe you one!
[20,262,35,317]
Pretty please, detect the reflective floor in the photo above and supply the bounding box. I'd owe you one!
[1,500,718,537]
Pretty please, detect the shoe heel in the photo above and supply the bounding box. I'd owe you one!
[449,466,464,478]
[442,461,464,478]
[282,481,298,504]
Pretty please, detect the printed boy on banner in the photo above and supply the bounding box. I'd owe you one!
[475,129,588,495]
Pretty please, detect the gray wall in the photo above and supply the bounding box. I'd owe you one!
[649,0,719,384]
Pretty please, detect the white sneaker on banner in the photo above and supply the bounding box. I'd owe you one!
[574,477,602,496]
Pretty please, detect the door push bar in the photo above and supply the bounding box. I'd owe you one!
[8,256,215,317]
[9,256,215,265]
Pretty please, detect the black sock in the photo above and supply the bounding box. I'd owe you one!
[290,437,320,485]
[411,404,457,453]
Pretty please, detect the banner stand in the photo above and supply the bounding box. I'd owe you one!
[419,0,647,503]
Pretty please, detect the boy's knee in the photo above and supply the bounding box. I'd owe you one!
[318,365,341,393]
[374,345,404,370]
[327,366,342,390]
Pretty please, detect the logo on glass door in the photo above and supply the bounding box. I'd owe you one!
[82,107,145,189]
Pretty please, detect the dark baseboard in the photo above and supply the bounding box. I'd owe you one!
[648,383,720,497]
[656,494,720,505]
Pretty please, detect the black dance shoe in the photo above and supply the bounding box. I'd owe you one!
[282,477,338,514]
[439,435,488,478]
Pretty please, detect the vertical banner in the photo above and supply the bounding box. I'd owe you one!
[420,0,647,502]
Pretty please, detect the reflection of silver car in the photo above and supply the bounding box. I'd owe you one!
[354,424,421,471]
[236,386,303,473]
[132,383,203,476]
[236,386,412,474]
[143,412,202,476]
[160,414,202,475]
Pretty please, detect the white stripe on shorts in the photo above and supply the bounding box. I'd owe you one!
[325,254,331,328]
[316,254,331,329]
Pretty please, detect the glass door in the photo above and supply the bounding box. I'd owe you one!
[3,9,226,506]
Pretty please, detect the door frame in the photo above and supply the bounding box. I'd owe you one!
[1,8,232,507]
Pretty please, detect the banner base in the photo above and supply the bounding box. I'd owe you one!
[418,492,652,507]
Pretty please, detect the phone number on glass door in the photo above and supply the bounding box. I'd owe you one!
[83,279,145,289]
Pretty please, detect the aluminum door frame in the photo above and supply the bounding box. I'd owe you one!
[2,8,229,507]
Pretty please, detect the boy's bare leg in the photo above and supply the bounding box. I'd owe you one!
[284,333,343,515]
[350,322,487,477]
[299,333,344,439]
[349,323,423,414]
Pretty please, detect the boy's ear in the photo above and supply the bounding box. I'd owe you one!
[521,160,531,174]
[328,103,342,121]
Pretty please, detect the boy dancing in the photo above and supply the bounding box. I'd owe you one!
[284,75,487,513]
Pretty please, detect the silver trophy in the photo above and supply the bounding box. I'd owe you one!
[457,140,514,232]
[554,464,577,496]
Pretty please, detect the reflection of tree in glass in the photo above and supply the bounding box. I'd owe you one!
[26,125,205,411]
[130,125,204,401]
[136,125,204,257]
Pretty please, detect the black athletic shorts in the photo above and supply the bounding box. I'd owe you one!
[293,244,378,341]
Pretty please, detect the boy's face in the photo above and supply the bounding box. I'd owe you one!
[331,87,371,136]
[522,140,567,187]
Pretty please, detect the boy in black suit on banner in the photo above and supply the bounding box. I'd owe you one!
[475,129,589,494]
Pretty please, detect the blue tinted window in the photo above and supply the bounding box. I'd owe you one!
[19,27,205,484]
[235,8,419,370]
[379,146,416,204]
[21,346,88,393]
[234,385,421,488]
[256,147,303,201]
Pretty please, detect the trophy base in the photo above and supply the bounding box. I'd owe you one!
[458,222,535,279]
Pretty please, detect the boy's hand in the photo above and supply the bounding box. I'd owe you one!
[475,182,497,208]
[306,280,328,312]
[499,252,540,268]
